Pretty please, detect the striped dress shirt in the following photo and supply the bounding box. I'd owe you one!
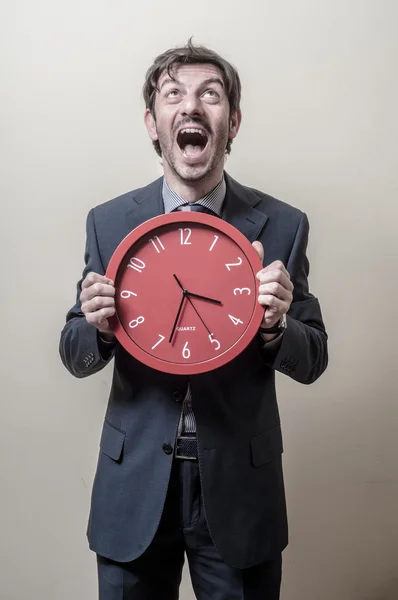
[162,176,226,436]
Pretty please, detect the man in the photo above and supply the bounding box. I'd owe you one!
[60,40,328,600]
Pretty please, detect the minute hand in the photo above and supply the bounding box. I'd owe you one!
[186,291,222,305]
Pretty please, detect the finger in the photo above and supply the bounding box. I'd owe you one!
[257,294,288,314]
[252,241,264,264]
[81,272,114,290]
[256,261,290,280]
[258,282,292,302]
[257,270,293,292]
[85,306,116,326]
[82,295,115,315]
[80,282,116,303]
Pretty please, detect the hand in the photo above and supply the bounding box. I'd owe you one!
[252,242,293,329]
[80,272,116,341]
[169,291,186,343]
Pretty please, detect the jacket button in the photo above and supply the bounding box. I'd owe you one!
[162,442,173,455]
[173,390,183,403]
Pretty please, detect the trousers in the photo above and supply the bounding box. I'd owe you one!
[97,458,282,599]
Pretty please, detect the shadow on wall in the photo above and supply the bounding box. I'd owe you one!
[357,583,398,600]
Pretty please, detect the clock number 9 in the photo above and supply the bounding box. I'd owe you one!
[182,342,191,359]
[208,333,221,351]
[120,290,138,299]
[129,316,145,329]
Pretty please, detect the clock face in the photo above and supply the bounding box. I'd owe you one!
[106,212,264,375]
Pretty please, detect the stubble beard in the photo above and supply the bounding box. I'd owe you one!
[158,126,230,184]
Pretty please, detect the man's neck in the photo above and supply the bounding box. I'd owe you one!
[163,164,224,203]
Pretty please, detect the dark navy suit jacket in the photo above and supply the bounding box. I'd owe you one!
[59,172,328,568]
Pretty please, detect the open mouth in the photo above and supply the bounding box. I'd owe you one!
[177,128,209,159]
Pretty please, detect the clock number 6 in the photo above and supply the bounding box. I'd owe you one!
[208,333,221,351]
[129,316,145,329]
[182,342,191,359]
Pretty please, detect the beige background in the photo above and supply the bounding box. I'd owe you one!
[1,0,398,598]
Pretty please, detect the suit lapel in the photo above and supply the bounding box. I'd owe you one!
[119,173,268,247]
[124,177,165,238]
[222,172,268,243]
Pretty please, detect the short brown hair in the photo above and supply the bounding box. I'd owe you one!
[143,39,241,156]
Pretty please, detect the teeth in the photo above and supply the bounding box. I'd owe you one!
[180,128,207,137]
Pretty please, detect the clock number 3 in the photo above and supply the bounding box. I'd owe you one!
[233,287,251,296]
[178,228,192,245]
[208,333,221,351]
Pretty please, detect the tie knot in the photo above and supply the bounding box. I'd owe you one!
[174,204,218,217]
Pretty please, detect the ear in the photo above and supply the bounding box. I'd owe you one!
[229,108,242,140]
[144,108,158,142]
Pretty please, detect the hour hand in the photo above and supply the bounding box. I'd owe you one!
[173,274,186,292]
[186,291,222,305]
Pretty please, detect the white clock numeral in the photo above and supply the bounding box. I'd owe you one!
[228,314,244,326]
[129,316,145,328]
[233,287,251,296]
[149,236,165,253]
[182,341,191,359]
[209,235,219,252]
[226,257,243,271]
[179,228,192,245]
[120,290,138,299]
[208,333,221,351]
[127,257,146,273]
[151,334,165,350]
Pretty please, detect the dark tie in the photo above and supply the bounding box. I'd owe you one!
[174,204,219,218]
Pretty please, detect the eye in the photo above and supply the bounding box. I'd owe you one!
[203,89,219,99]
[166,89,180,98]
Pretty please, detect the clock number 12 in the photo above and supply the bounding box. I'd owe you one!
[179,228,192,245]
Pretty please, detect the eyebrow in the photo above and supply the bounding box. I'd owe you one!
[158,76,225,91]
[200,77,224,89]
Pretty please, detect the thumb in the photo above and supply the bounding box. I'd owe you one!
[252,240,264,264]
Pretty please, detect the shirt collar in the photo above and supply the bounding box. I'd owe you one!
[162,176,226,216]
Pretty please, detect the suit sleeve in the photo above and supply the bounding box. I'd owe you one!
[260,212,328,384]
[59,209,116,378]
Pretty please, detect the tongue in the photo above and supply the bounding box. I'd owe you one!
[184,144,203,157]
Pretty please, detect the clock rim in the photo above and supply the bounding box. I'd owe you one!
[106,212,264,375]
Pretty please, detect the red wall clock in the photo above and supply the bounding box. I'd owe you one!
[106,212,264,375]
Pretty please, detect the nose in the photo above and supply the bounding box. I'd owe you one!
[180,92,204,118]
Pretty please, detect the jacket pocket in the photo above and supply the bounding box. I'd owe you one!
[250,425,283,467]
[100,419,126,461]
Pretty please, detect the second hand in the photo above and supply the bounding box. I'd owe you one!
[186,295,212,336]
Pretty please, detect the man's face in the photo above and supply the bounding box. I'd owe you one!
[145,63,241,183]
